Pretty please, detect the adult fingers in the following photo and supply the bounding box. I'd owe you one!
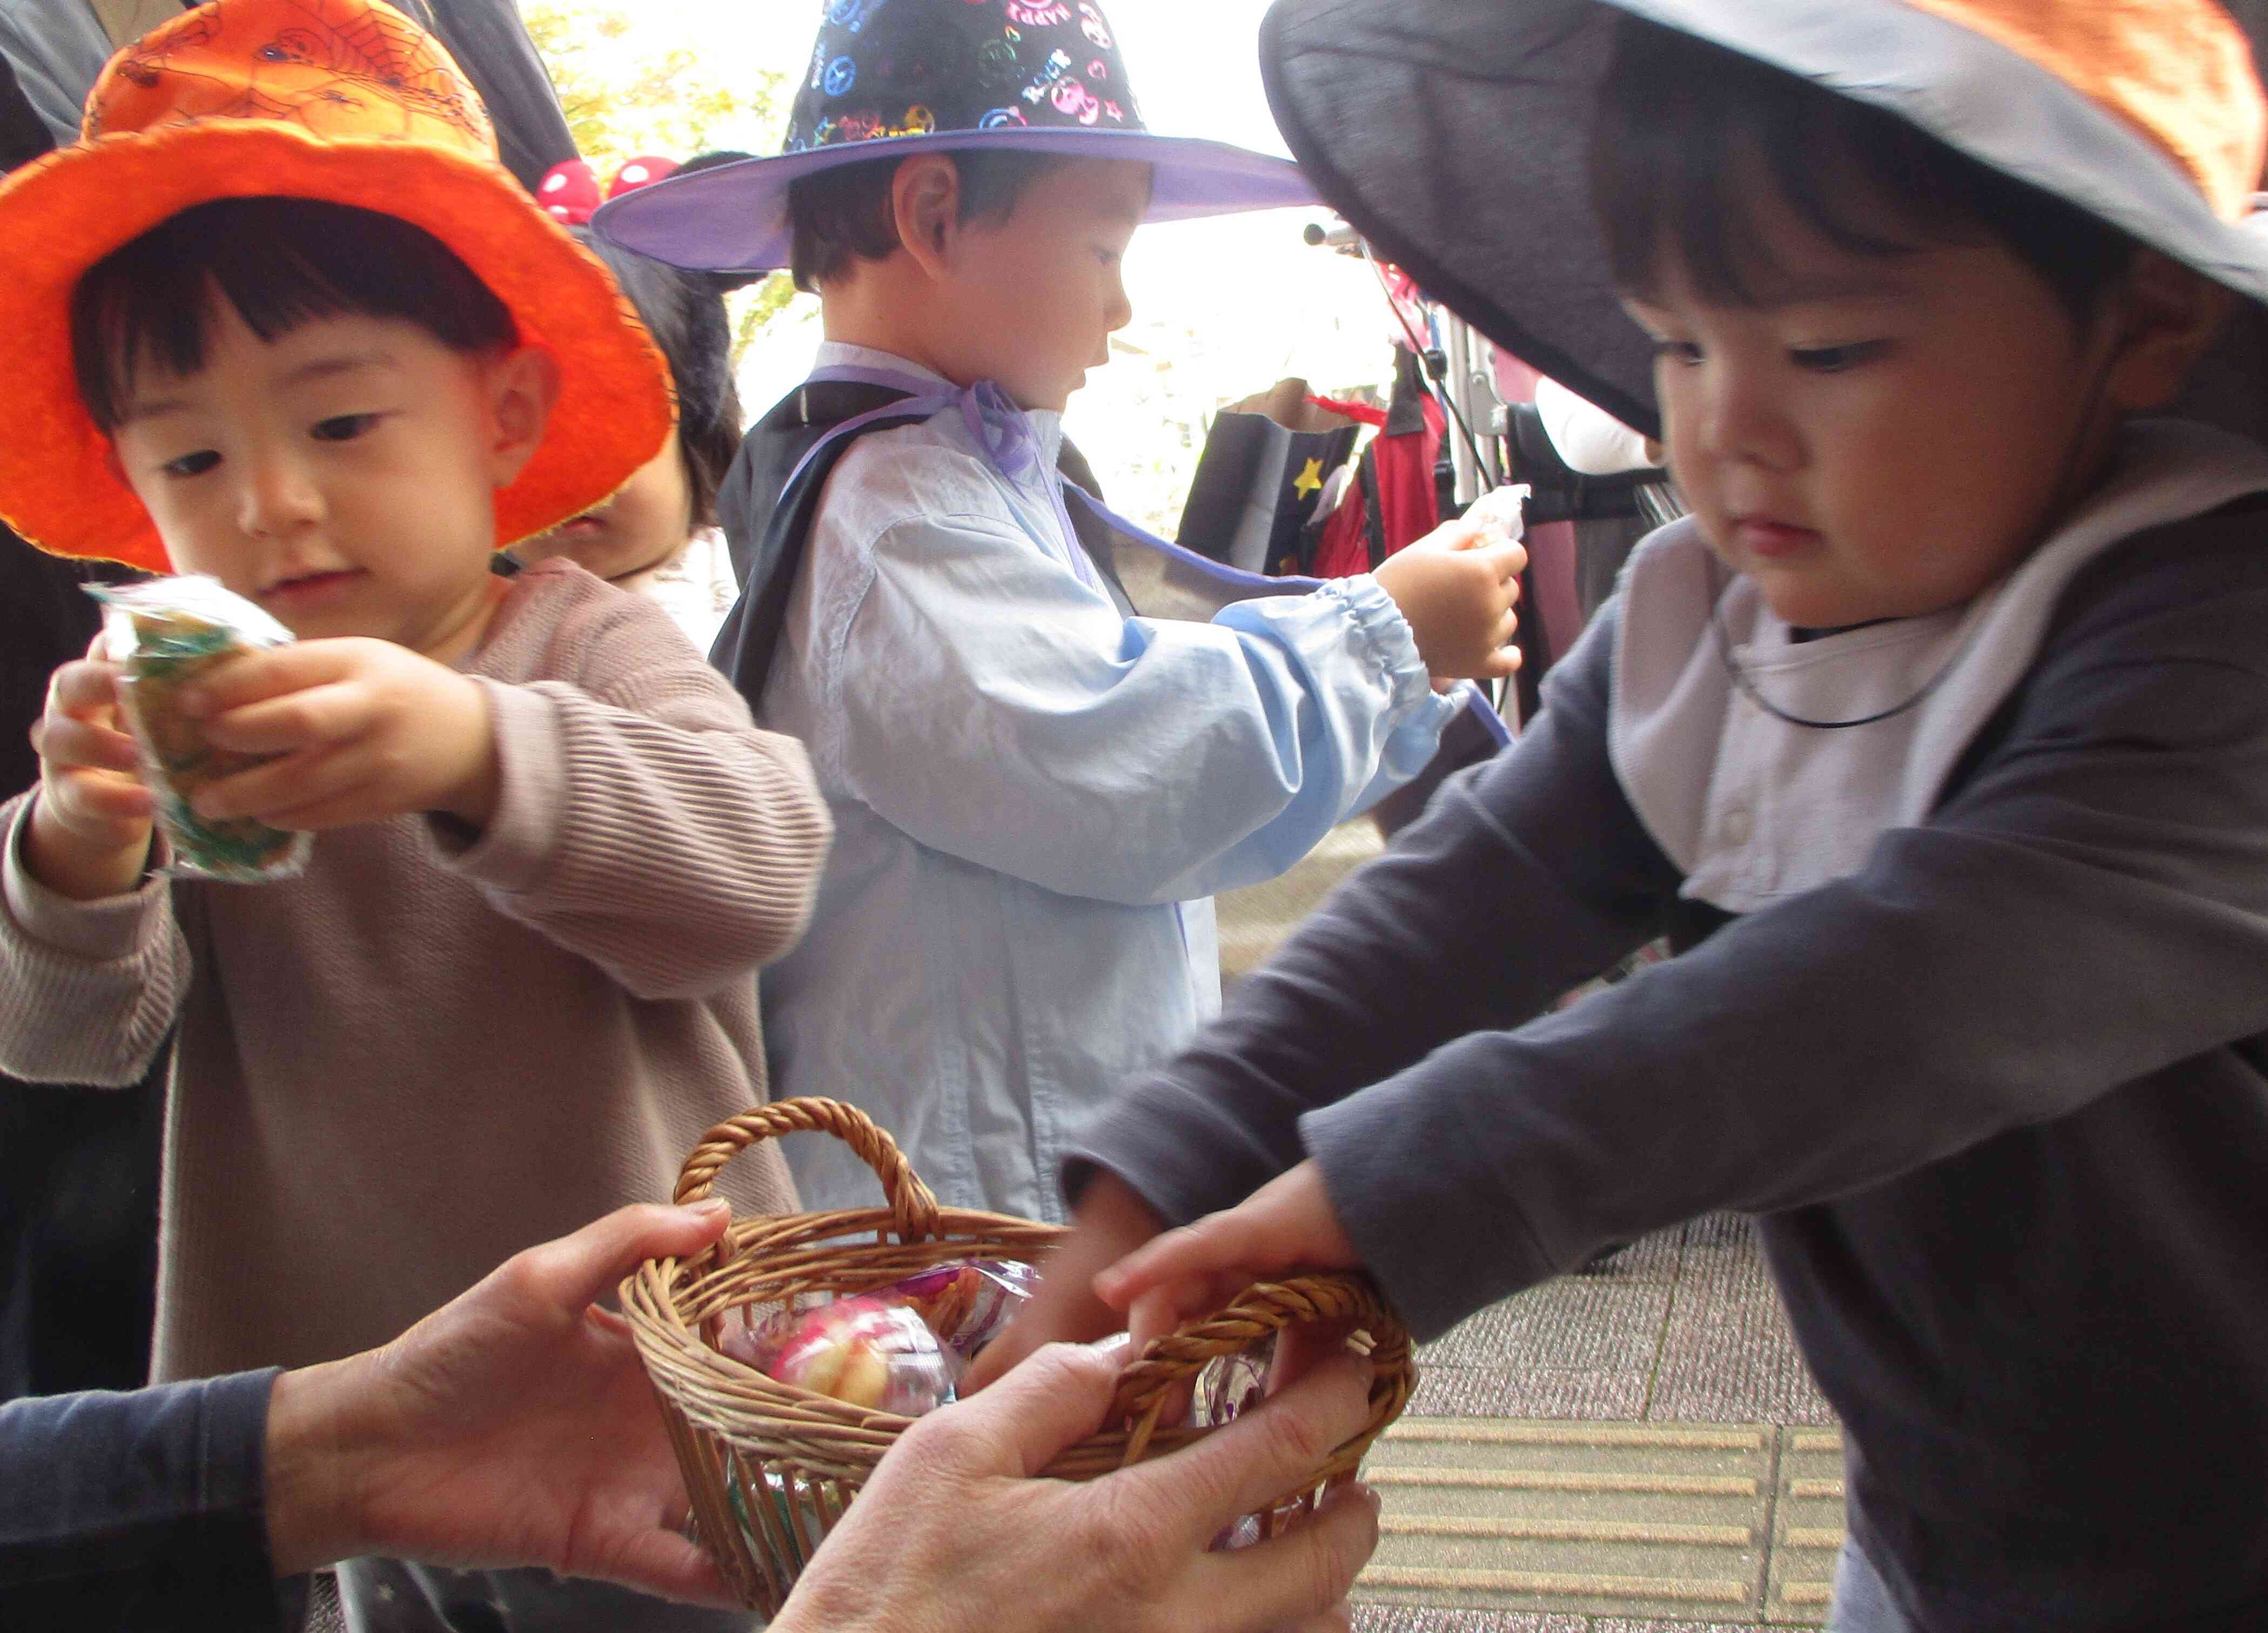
[1197,1479,1380,1633]
[1113,1355,1374,1555]
[586,1528,739,1611]
[934,1336,1128,1476]
[501,1201,733,1322]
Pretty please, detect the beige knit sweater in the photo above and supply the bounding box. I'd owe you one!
[0,561,828,1382]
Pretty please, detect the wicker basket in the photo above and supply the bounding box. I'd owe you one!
[622,1097,1415,1615]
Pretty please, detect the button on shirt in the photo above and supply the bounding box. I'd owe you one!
[757,345,1453,1220]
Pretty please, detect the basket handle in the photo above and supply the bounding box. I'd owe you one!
[673,1098,941,1244]
[1104,1272,1411,1464]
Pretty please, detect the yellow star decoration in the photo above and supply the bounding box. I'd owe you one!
[1293,457,1326,500]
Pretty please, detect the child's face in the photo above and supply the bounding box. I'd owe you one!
[937,157,1146,412]
[1623,197,2118,629]
[108,300,551,661]
[514,438,693,586]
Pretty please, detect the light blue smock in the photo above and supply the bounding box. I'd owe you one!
[759,345,1457,1221]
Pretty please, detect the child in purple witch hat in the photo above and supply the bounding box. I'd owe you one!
[599,0,1527,1225]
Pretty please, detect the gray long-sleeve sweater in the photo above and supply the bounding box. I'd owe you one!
[1071,498,2268,1632]
[0,561,828,1383]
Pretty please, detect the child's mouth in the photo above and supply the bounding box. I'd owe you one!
[261,568,367,607]
[1731,517,1821,560]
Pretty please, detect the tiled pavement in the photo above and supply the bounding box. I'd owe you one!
[1352,1215,1843,1630]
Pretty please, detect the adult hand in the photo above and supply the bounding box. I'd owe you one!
[961,1169,1164,1394]
[1372,514,1525,683]
[263,1200,736,1607]
[180,637,500,831]
[774,1335,1383,1633]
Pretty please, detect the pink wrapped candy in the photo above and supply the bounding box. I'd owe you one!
[717,1294,956,1416]
[887,1259,1038,1360]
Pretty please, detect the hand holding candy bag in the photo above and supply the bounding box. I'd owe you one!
[90,576,311,883]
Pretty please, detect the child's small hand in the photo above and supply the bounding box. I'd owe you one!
[179,639,499,832]
[1373,516,1527,682]
[23,636,157,899]
[1094,1160,1361,1356]
[959,1171,1165,1394]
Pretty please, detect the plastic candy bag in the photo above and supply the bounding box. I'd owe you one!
[90,576,311,883]
[886,1259,1039,1361]
[718,1294,956,1417]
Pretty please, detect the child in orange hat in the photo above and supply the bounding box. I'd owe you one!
[990,2,2268,1628]
[0,2,824,1628]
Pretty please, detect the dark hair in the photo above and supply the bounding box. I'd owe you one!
[787,148,1071,294]
[71,197,516,435]
[573,226,747,532]
[1587,17,2138,325]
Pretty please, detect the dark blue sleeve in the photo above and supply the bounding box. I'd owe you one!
[1064,602,1679,1235]
[0,1368,302,1630]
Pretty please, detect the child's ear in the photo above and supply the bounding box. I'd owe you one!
[485,345,561,488]
[2103,252,2236,413]
[892,154,965,278]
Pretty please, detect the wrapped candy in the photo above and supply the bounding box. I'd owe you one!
[886,1259,1038,1360]
[717,1294,956,1417]
[90,576,311,883]
[1193,1335,1310,1552]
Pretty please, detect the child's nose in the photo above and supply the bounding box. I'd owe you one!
[1696,369,1797,471]
[237,451,325,538]
[1104,270,1133,336]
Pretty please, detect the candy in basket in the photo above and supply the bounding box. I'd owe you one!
[622,1098,1417,1615]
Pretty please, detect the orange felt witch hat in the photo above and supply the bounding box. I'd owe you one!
[0,0,674,573]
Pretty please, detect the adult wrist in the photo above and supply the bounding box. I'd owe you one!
[263,1358,371,1576]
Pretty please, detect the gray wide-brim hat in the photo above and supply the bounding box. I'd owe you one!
[596,0,1317,274]
[1258,0,2268,439]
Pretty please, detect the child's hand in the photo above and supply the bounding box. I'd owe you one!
[959,1172,1165,1394]
[23,636,157,900]
[1095,1161,1361,1357]
[179,639,500,832]
[1372,515,1527,682]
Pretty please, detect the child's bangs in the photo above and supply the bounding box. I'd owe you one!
[71,198,516,433]
[1587,22,1936,310]
[1586,18,2136,320]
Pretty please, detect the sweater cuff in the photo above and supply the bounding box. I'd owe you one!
[2,794,171,963]
[1062,1073,1305,1229]
[432,677,565,895]
[1332,576,1436,714]
[1301,1080,1557,1343]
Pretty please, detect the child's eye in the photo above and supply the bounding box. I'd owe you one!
[312,413,383,442]
[1652,340,1704,367]
[1093,246,1121,267]
[161,450,220,478]
[1789,340,1890,373]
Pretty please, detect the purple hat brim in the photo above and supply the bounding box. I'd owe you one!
[592,129,1320,273]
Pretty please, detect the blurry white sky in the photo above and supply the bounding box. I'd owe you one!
[602,0,1410,532]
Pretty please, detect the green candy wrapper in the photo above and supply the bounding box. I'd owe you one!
[91,576,312,884]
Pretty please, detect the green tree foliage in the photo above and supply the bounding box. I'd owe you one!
[524,0,800,362]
